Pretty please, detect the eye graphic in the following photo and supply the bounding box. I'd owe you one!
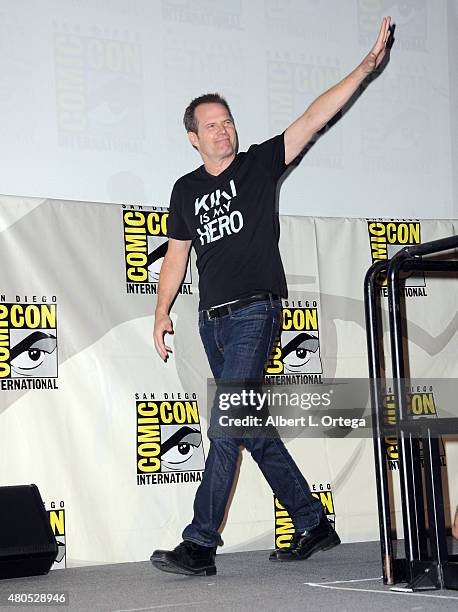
[148,240,168,282]
[160,426,202,467]
[13,349,45,369]
[282,333,319,371]
[55,541,66,563]
[87,77,136,126]
[10,331,57,377]
[88,101,129,125]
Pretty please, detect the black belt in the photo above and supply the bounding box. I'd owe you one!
[201,293,280,320]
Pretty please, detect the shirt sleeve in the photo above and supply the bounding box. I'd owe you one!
[167,180,192,241]
[246,133,287,182]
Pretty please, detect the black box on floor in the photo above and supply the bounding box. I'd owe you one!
[0,484,58,579]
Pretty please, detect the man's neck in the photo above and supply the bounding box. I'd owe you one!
[203,153,236,176]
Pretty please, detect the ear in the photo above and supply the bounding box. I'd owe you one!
[187,131,199,150]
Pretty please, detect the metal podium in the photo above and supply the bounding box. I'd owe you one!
[364,234,458,591]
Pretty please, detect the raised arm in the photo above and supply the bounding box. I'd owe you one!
[153,238,192,361]
[284,16,391,165]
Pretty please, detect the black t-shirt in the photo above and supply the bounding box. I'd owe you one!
[167,133,288,310]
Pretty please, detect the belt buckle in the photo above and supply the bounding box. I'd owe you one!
[207,307,219,320]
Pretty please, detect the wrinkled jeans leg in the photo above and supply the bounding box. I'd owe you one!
[182,432,241,547]
[182,309,242,547]
[183,301,278,546]
[243,436,323,532]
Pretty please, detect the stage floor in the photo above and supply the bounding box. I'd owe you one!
[0,541,457,611]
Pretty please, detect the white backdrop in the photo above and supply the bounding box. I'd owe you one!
[0,0,457,218]
[0,194,457,568]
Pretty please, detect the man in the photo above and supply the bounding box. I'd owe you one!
[151,17,392,576]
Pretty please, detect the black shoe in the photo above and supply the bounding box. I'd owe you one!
[269,514,340,562]
[150,541,217,576]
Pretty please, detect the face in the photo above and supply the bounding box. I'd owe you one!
[188,103,237,164]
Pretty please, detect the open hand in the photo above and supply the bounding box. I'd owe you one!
[361,16,392,75]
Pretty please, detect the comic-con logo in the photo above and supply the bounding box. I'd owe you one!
[136,396,205,485]
[383,389,446,470]
[265,302,322,382]
[274,484,335,549]
[0,302,58,390]
[123,206,192,295]
[46,501,66,569]
[367,220,427,295]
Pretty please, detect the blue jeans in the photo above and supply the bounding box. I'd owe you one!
[182,297,323,547]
